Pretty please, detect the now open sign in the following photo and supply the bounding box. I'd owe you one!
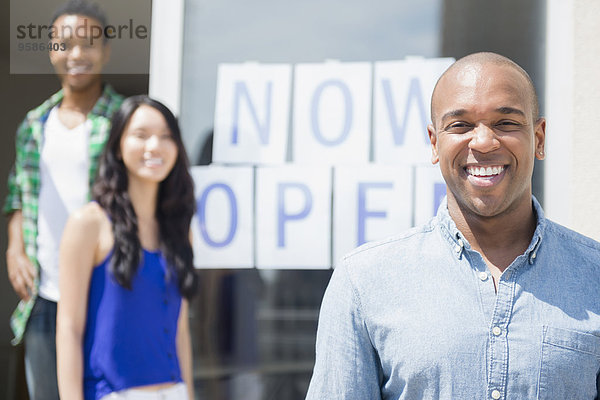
[193,57,452,269]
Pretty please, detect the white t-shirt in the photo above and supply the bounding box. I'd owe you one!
[37,106,91,301]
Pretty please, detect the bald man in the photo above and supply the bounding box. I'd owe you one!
[306,53,600,400]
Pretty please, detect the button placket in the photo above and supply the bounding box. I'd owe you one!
[453,233,465,258]
[527,235,542,264]
[486,265,519,400]
[465,248,496,322]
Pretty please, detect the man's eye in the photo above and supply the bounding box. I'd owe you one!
[446,123,472,133]
[496,121,521,131]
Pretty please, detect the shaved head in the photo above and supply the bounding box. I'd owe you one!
[431,52,539,127]
[426,51,546,222]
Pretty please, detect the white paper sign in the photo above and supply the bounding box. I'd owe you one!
[213,63,292,164]
[333,165,413,263]
[191,166,254,268]
[373,57,454,165]
[414,164,446,226]
[255,166,332,269]
[292,62,372,164]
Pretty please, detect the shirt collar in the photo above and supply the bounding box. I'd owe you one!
[37,83,119,122]
[89,84,120,118]
[436,195,546,263]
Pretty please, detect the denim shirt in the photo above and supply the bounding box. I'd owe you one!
[306,196,600,400]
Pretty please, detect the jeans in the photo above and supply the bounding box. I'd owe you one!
[24,296,59,400]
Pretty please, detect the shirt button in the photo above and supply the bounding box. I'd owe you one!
[478,271,489,281]
[491,389,501,399]
[492,326,502,336]
[457,239,464,247]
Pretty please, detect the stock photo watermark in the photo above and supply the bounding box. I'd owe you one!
[10,0,151,74]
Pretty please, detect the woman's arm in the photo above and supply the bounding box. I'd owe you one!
[177,299,194,400]
[56,204,105,400]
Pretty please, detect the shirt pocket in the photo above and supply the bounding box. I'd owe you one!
[538,326,600,400]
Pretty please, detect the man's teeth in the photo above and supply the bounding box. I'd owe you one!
[466,166,505,177]
[68,66,90,74]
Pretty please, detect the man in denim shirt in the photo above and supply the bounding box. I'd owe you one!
[306,52,600,400]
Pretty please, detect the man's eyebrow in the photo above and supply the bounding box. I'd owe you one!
[440,107,526,123]
[496,106,526,117]
[440,109,466,124]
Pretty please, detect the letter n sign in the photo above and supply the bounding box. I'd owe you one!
[213,63,292,164]
[414,165,446,226]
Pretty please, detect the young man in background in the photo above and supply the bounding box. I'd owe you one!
[5,1,122,398]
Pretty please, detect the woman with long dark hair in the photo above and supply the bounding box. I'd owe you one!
[56,95,197,400]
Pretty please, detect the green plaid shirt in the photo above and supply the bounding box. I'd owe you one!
[3,84,123,345]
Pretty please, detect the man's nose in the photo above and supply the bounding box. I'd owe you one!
[70,44,83,58]
[468,123,500,153]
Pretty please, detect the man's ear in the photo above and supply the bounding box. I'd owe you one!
[428,124,439,164]
[534,117,546,160]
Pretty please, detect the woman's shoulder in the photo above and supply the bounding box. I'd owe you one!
[65,202,114,247]
[65,202,114,265]
[68,202,110,230]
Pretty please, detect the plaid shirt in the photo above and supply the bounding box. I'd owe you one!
[3,84,123,345]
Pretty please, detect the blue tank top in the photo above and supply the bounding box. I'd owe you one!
[83,249,183,400]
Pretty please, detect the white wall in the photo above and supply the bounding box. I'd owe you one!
[546,0,600,240]
[572,0,600,240]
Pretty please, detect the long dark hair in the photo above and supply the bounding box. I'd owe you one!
[93,95,197,299]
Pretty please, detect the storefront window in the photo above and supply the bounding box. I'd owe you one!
[180,1,441,398]
[180,0,443,160]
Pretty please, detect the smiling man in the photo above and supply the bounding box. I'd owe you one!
[306,52,600,400]
[4,1,122,399]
